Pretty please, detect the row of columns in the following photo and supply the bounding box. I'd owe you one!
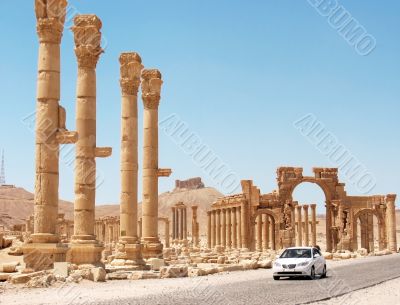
[295,204,317,247]
[28,1,171,268]
[172,203,188,243]
[208,207,245,249]
[254,214,276,251]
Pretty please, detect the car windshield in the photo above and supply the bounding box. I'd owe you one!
[280,249,311,259]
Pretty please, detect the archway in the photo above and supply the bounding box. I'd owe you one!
[251,209,278,251]
[353,209,383,253]
[291,181,331,252]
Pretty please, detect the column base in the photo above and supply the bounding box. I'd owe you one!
[114,241,145,266]
[31,233,59,244]
[22,242,68,271]
[67,240,104,266]
[141,237,163,259]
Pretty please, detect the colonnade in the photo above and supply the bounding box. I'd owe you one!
[295,204,317,247]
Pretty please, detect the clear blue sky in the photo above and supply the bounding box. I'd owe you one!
[0,1,399,212]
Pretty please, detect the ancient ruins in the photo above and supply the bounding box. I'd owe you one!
[207,167,398,253]
[0,0,397,287]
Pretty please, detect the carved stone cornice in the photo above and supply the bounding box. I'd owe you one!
[72,15,103,68]
[141,69,163,110]
[119,52,143,96]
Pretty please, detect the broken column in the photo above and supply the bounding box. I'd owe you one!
[24,0,78,270]
[115,52,144,265]
[141,69,171,258]
[69,15,112,265]
[386,194,397,253]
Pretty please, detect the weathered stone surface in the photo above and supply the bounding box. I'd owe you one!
[147,258,165,271]
[0,262,19,273]
[257,259,272,269]
[25,274,56,288]
[188,268,207,277]
[106,272,130,280]
[129,271,160,280]
[10,271,46,284]
[240,259,258,270]
[91,267,106,282]
[160,266,188,279]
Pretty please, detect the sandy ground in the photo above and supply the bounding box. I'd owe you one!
[312,277,400,305]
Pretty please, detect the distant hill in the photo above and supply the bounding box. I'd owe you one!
[0,184,223,235]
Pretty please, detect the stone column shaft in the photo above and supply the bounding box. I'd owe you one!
[236,207,242,248]
[165,221,170,248]
[141,69,167,258]
[241,201,248,249]
[303,205,309,246]
[262,214,269,250]
[221,210,226,247]
[32,0,77,246]
[172,207,176,240]
[216,210,221,246]
[207,211,212,248]
[386,195,397,252]
[211,211,216,248]
[311,204,317,246]
[296,205,302,247]
[232,208,237,249]
[256,215,262,251]
[226,209,232,248]
[183,207,187,240]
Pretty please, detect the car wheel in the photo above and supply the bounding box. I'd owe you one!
[308,266,316,280]
[273,276,280,281]
[321,265,327,278]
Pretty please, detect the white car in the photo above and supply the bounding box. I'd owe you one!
[273,247,326,280]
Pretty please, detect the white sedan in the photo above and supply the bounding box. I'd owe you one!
[273,247,327,280]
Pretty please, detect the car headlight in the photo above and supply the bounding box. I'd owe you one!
[274,262,281,267]
[297,261,310,267]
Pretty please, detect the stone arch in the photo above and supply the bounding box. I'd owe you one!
[250,209,278,251]
[352,208,385,252]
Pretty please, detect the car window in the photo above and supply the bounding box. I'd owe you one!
[280,249,311,258]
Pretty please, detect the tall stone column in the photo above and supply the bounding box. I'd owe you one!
[172,207,176,241]
[236,207,242,249]
[226,208,232,249]
[164,220,170,248]
[183,206,188,241]
[386,194,397,252]
[256,215,262,251]
[296,205,302,247]
[221,209,227,247]
[232,208,237,249]
[138,218,142,239]
[69,15,112,265]
[192,206,199,247]
[25,0,78,270]
[174,207,179,242]
[241,200,249,249]
[207,211,212,248]
[262,214,269,251]
[216,210,221,246]
[141,69,171,258]
[310,204,317,246]
[211,211,216,248]
[303,205,309,246]
[116,52,143,265]
[179,207,184,240]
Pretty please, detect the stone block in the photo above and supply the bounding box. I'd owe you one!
[147,258,165,271]
[53,262,68,278]
[160,266,188,279]
[91,267,106,282]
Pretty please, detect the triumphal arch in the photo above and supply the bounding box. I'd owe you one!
[207,167,397,253]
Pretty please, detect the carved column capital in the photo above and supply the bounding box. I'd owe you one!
[35,0,67,44]
[72,15,103,69]
[119,52,143,95]
[141,69,163,109]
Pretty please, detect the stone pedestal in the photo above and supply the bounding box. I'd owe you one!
[69,15,112,265]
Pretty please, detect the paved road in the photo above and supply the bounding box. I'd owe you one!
[93,254,400,305]
[2,254,400,305]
